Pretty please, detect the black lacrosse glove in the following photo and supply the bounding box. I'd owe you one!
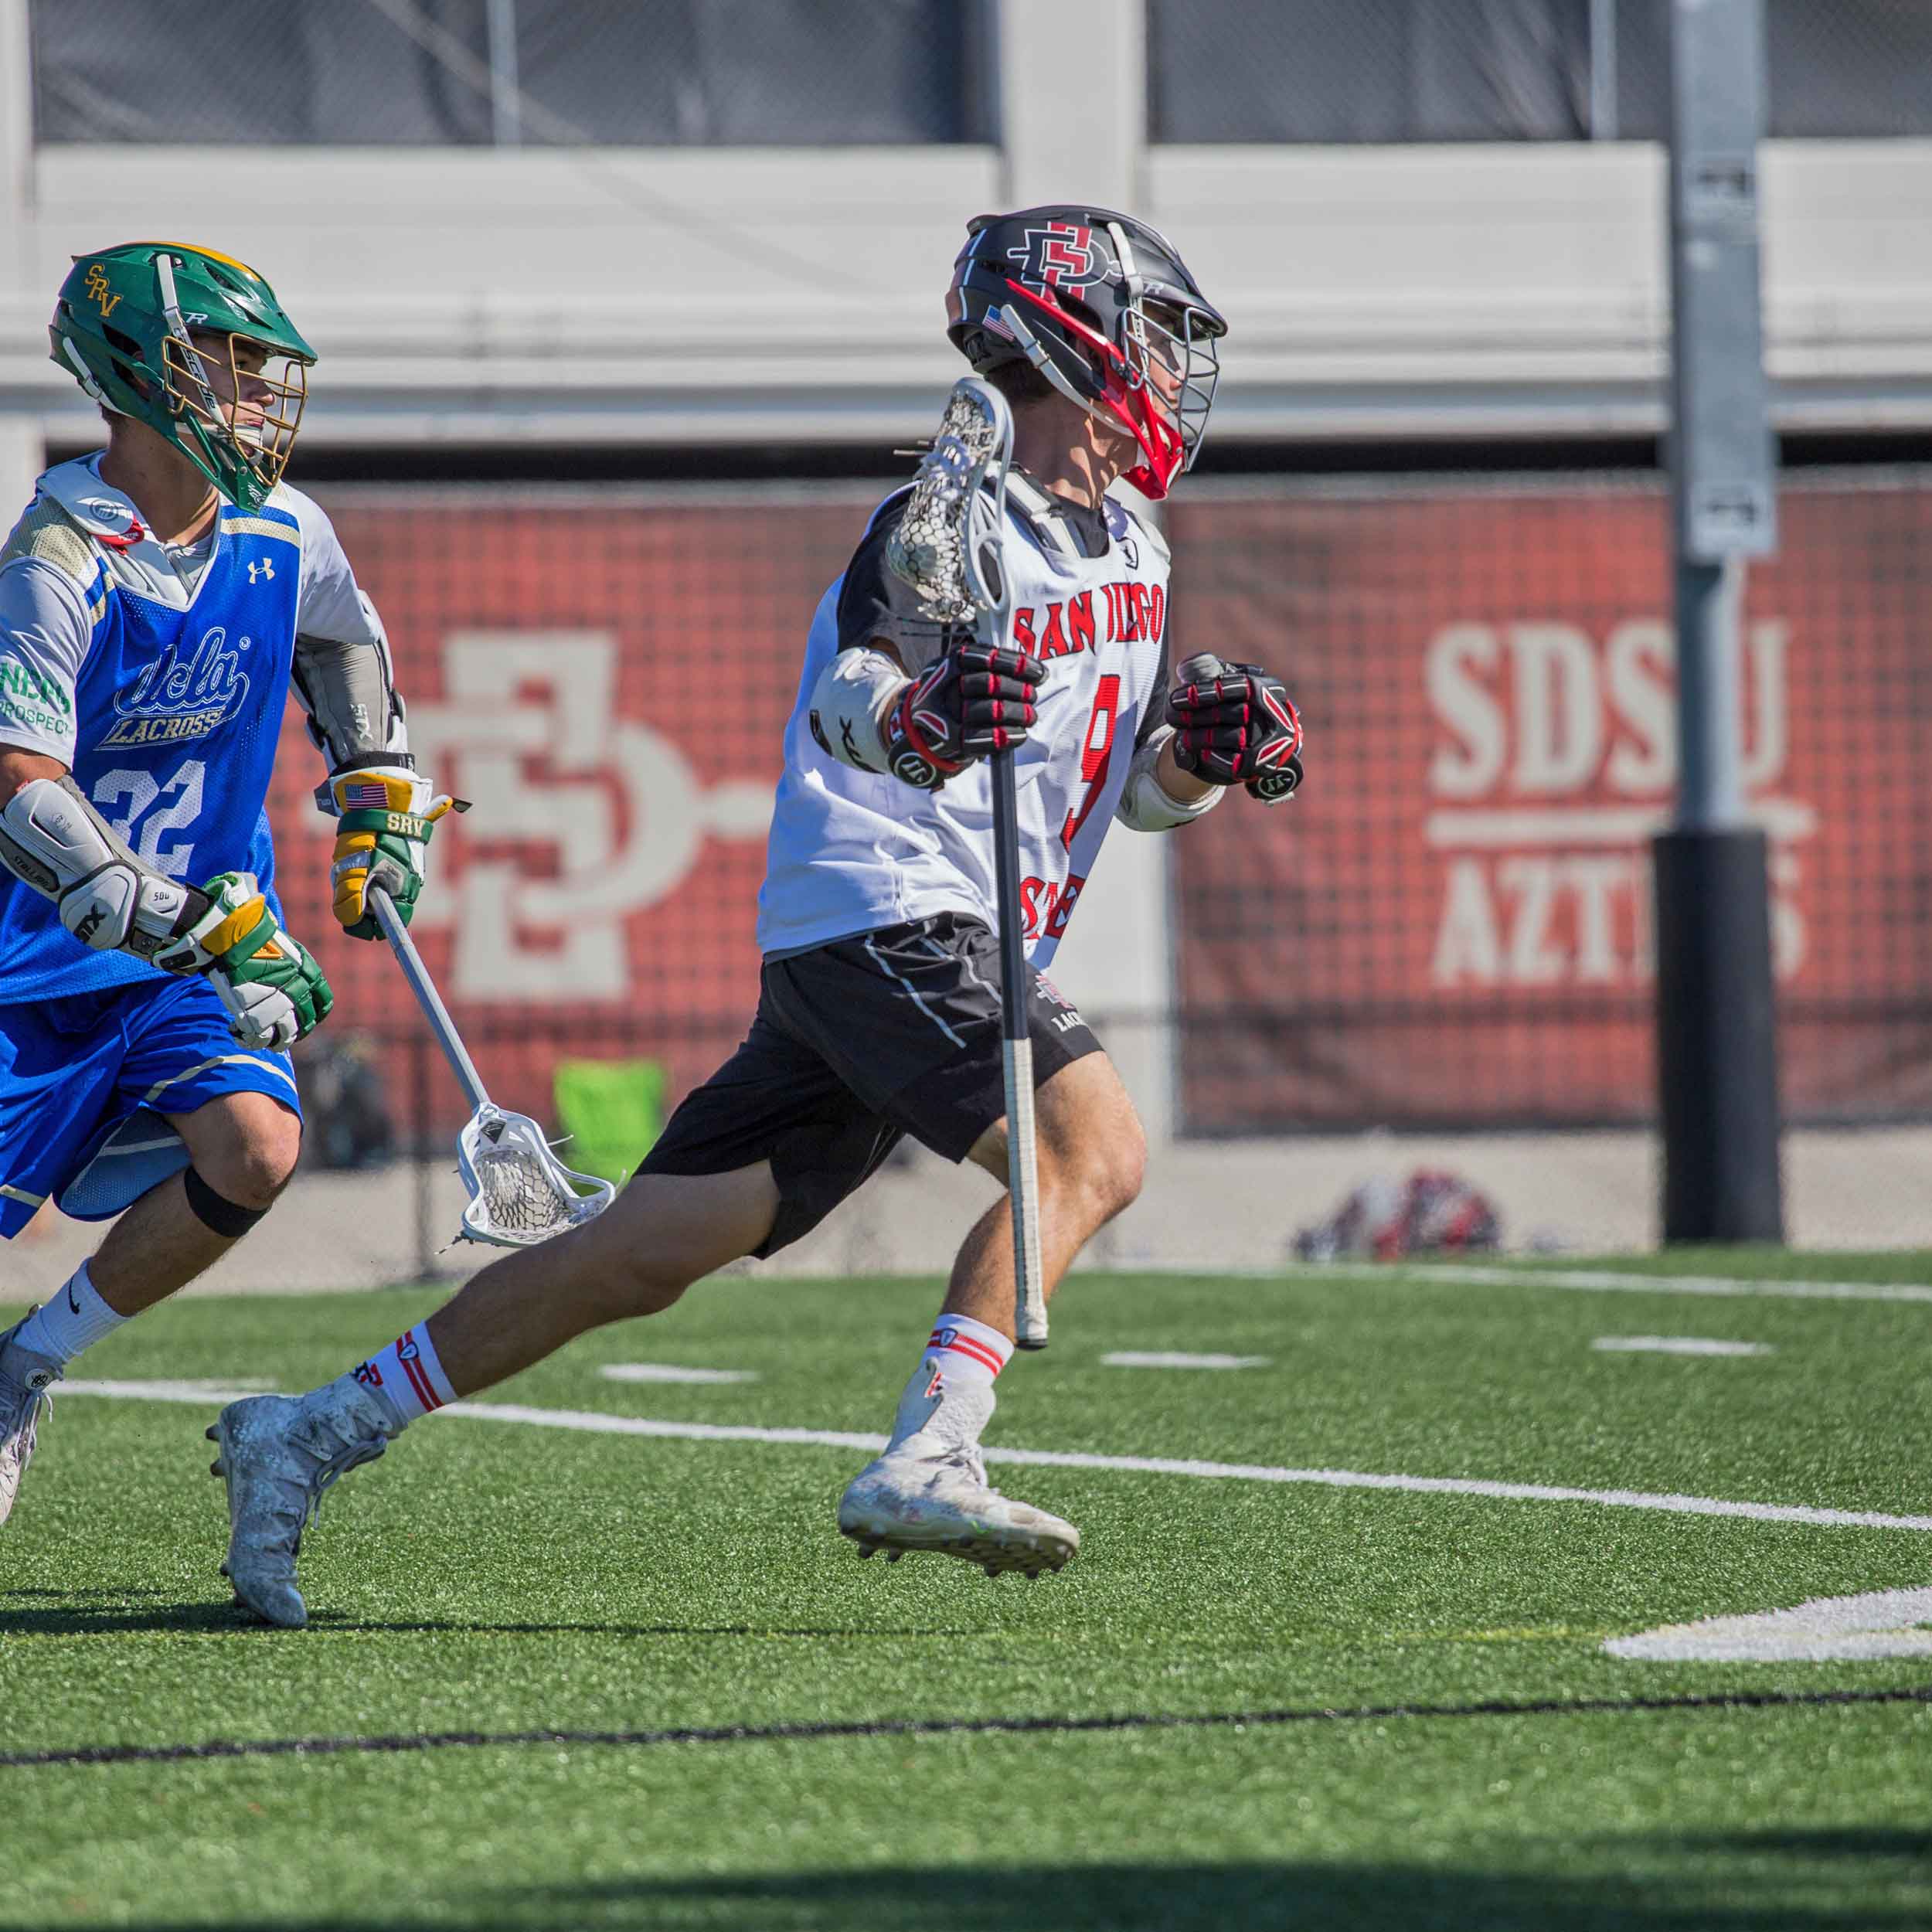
[882,645,1047,791]
[1167,651,1305,804]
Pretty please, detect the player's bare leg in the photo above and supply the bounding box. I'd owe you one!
[950,1050,1147,1332]
[209,1162,780,1625]
[91,1094,302,1312]
[211,1056,1137,1614]
[417,1164,781,1391]
[838,1052,1145,1579]
[0,1092,299,1527]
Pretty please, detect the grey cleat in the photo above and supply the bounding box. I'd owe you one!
[838,1440,1080,1580]
[0,1314,60,1530]
[207,1375,394,1628]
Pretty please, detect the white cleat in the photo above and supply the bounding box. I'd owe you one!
[0,1315,60,1530]
[207,1376,393,1628]
[838,1443,1080,1580]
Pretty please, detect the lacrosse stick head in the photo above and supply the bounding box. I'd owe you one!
[884,376,1015,633]
[455,1103,616,1247]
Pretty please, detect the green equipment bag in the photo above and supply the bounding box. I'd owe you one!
[551,1058,667,1185]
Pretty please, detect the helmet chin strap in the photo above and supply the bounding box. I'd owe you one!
[60,338,109,405]
[1000,302,1092,414]
[998,300,1169,488]
[1097,218,1192,498]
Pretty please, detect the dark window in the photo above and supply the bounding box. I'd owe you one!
[31,0,996,147]
[1149,0,1932,144]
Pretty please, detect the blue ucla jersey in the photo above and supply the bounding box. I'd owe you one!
[0,465,304,1002]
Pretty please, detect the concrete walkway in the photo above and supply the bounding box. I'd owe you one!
[6,1127,1929,1300]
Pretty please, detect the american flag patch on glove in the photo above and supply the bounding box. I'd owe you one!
[341,781,394,811]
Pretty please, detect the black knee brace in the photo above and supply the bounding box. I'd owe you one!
[183,1165,270,1240]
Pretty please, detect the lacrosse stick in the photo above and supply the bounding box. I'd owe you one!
[886,377,1048,1349]
[366,885,616,1247]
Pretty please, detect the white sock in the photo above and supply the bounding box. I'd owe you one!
[7,1263,127,1369]
[349,1324,457,1427]
[919,1315,1012,1393]
[886,1314,1012,1452]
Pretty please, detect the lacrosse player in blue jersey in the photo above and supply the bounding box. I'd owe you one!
[0,243,451,1529]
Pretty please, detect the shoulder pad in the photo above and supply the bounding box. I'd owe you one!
[1003,474,1081,559]
[0,491,96,592]
[860,484,916,543]
[35,458,151,550]
[1105,493,1170,564]
[34,459,198,607]
[260,481,314,530]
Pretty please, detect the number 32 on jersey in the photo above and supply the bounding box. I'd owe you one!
[93,758,206,881]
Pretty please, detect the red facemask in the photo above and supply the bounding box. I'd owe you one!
[1000,278,1191,500]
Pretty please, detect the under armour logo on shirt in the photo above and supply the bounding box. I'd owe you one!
[247,559,274,584]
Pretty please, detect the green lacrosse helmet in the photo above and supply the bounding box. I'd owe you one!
[49,240,316,513]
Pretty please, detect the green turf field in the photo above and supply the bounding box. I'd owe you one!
[9,1253,1932,1929]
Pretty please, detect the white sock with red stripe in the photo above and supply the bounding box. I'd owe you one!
[351,1324,456,1427]
[886,1313,1013,1454]
[923,1315,1012,1387]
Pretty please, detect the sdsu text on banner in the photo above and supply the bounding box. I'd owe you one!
[1168,475,1932,1131]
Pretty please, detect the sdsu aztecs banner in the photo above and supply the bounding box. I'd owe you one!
[267,476,1932,1140]
[1167,474,1932,1131]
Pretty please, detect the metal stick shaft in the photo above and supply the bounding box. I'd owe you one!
[368,885,492,1115]
[990,748,1048,1349]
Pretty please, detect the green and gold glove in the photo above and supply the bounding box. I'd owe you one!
[157,872,333,1052]
[323,760,459,940]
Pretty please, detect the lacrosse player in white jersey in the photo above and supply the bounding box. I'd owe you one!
[0,243,451,1530]
[211,207,1304,1628]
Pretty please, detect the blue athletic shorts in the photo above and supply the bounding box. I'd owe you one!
[0,975,304,1238]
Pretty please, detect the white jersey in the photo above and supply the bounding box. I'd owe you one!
[757,476,1172,968]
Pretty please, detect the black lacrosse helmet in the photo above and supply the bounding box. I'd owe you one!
[945,206,1227,500]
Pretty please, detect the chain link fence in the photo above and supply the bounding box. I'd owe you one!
[275,468,1932,1253]
[9,465,1932,1288]
[1168,470,1932,1131]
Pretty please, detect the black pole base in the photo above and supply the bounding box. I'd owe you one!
[1651,826,1784,1246]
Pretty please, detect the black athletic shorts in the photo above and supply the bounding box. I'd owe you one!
[637,913,1101,1257]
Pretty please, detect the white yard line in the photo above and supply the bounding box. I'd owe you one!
[1607,1586,1932,1662]
[456,1405,886,1451]
[1591,1337,1774,1358]
[58,1379,274,1403]
[1313,1261,1932,1305]
[600,1364,760,1386]
[1100,1352,1272,1370]
[63,1382,1932,1536]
